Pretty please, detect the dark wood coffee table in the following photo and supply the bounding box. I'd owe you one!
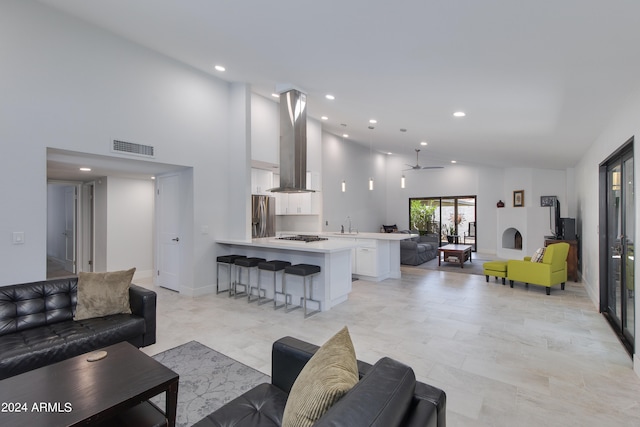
[0,342,178,427]
[438,244,473,268]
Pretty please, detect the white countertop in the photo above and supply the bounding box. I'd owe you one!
[321,231,416,241]
[216,237,356,253]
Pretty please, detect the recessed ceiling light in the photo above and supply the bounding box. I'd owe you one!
[214,65,225,72]
[321,116,328,120]
[79,167,91,172]
[325,94,335,100]
[420,141,427,146]
[342,133,349,138]
[451,160,457,164]
[151,176,156,180]
[369,119,377,124]
[453,111,466,117]
[271,93,280,98]
[387,152,392,155]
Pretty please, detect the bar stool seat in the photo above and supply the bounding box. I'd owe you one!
[234,257,265,299]
[216,255,246,294]
[284,264,321,318]
[257,260,291,307]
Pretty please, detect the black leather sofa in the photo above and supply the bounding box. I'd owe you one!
[0,276,156,380]
[400,232,439,265]
[194,336,446,427]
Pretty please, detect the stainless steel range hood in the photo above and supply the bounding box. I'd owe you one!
[269,89,314,193]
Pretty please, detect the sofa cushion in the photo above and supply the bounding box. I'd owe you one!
[193,383,287,427]
[0,314,144,380]
[282,327,359,427]
[75,268,135,321]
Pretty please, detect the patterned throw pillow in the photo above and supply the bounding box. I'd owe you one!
[282,327,359,427]
[531,247,546,263]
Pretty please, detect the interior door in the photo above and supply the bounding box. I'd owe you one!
[156,174,181,291]
[64,186,77,273]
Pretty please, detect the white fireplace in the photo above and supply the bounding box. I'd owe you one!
[497,207,549,259]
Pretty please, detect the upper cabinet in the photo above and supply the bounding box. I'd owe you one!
[251,94,279,165]
[251,168,273,195]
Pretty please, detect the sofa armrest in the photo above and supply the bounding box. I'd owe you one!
[272,337,374,393]
[128,284,156,347]
[400,240,418,250]
[314,357,416,427]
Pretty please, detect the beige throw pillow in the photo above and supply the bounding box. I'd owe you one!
[282,326,359,427]
[74,268,136,320]
[531,247,546,263]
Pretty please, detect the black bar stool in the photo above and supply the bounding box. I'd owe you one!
[283,264,321,318]
[234,257,265,299]
[216,255,246,294]
[257,260,291,308]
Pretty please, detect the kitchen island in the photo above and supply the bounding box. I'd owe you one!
[323,232,415,281]
[216,237,356,312]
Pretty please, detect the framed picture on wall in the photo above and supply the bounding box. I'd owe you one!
[513,190,524,207]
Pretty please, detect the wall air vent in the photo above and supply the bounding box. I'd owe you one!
[112,139,155,158]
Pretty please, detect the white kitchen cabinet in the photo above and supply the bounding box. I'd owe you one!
[274,171,320,215]
[251,168,273,195]
[356,246,378,277]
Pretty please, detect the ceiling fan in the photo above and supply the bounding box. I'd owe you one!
[403,149,444,170]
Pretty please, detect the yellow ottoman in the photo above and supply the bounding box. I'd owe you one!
[483,261,508,285]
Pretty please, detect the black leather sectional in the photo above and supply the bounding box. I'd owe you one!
[194,336,446,427]
[0,277,156,380]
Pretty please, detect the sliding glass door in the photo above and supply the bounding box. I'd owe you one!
[409,196,477,250]
[600,140,634,355]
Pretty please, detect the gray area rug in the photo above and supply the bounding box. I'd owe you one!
[151,341,270,427]
[407,253,495,276]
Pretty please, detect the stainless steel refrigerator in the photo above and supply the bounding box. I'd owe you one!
[251,195,275,238]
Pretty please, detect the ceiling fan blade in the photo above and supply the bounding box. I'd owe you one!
[422,166,444,169]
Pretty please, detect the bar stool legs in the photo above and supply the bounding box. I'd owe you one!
[233,257,265,299]
[284,264,321,318]
[216,255,246,295]
[257,260,291,307]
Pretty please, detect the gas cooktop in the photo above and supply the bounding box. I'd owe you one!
[277,234,329,243]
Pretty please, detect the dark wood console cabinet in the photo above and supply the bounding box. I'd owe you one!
[545,239,578,282]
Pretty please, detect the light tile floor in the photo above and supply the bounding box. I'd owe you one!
[137,265,640,426]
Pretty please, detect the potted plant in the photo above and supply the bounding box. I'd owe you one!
[445,224,457,243]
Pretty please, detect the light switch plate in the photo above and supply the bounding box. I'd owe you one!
[12,232,25,244]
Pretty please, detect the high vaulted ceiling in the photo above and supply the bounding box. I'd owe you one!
[38,0,640,169]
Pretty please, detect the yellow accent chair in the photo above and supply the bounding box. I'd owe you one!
[507,242,570,295]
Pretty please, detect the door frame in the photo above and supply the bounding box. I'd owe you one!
[599,136,634,356]
[154,172,183,292]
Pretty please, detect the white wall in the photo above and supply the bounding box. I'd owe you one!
[383,153,505,254]
[321,132,387,233]
[105,177,154,278]
[0,1,237,293]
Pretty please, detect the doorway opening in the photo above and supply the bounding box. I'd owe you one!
[599,137,634,356]
[47,181,94,279]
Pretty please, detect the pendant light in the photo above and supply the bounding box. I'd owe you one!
[341,180,346,192]
[368,126,374,191]
[401,175,406,189]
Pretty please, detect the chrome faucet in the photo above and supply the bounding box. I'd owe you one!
[346,216,352,234]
